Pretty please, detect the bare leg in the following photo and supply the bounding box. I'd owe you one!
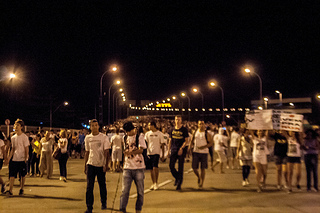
[154,167,159,184]
[200,169,205,187]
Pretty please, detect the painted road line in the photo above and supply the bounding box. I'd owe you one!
[129,179,173,199]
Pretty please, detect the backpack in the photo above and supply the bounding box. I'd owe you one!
[124,133,152,170]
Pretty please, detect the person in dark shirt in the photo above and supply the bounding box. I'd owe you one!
[168,115,189,190]
[272,131,288,190]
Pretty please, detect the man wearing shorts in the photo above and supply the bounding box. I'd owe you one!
[6,119,29,196]
[189,120,213,188]
[145,121,165,190]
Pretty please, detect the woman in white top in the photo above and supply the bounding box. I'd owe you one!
[283,131,303,192]
[212,127,229,174]
[58,130,68,182]
[251,130,269,192]
[39,131,54,178]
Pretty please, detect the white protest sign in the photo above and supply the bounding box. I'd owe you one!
[280,113,304,132]
[245,110,273,130]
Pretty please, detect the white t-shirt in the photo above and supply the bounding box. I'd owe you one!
[40,138,54,152]
[230,132,240,148]
[145,130,165,155]
[0,139,5,159]
[85,133,110,167]
[123,134,147,170]
[214,134,228,151]
[58,138,68,154]
[111,134,123,151]
[252,137,269,157]
[193,130,209,154]
[11,133,29,162]
[287,137,301,157]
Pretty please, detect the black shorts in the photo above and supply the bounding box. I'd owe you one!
[0,159,3,170]
[9,161,27,178]
[192,152,208,170]
[275,156,287,165]
[148,154,160,168]
[287,157,301,164]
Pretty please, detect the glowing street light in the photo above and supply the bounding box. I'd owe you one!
[209,81,225,121]
[50,101,69,129]
[99,65,118,124]
[264,97,268,109]
[317,94,320,100]
[275,90,283,106]
[244,68,263,106]
[192,87,204,117]
[119,88,123,92]
[9,73,16,79]
[181,92,190,121]
[108,79,121,124]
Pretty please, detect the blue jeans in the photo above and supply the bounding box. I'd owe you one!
[120,169,145,212]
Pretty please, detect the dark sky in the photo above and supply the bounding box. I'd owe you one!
[1,1,319,124]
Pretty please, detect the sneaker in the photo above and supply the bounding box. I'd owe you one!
[242,181,246,187]
[296,184,301,190]
[149,184,154,190]
[36,174,40,177]
[63,177,67,182]
[5,190,13,197]
[312,188,318,192]
[59,176,63,181]
[284,184,288,189]
[101,204,107,210]
[19,189,24,196]
[154,183,158,190]
[277,185,282,190]
[245,179,250,185]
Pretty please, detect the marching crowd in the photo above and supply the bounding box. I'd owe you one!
[0,116,320,213]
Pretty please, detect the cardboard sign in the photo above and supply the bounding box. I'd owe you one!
[246,110,303,132]
[245,110,273,130]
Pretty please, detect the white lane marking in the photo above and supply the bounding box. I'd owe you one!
[129,179,173,199]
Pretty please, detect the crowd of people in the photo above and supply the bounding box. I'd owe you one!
[0,116,319,213]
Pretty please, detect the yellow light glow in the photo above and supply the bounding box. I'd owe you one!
[264,97,268,101]
[275,90,280,94]
[258,106,263,110]
[244,68,251,73]
[172,96,176,100]
[64,102,69,106]
[181,92,186,97]
[192,88,198,93]
[9,73,16,79]
[226,115,230,118]
[116,80,121,85]
[317,94,320,99]
[209,82,215,87]
[121,93,125,96]
[167,98,170,101]
[112,67,117,72]
[289,103,294,106]
[119,88,123,92]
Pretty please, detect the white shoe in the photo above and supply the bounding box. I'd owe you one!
[154,183,158,190]
[149,184,154,190]
[59,176,63,181]
[242,181,246,186]
[245,179,250,185]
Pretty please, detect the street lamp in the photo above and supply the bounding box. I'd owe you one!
[99,65,118,124]
[244,68,263,106]
[275,90,283,106]
[113,88,124,123]
[181,92,190,121]
[9,73,16,79]
[192,87,204,117]
[50,101,69,129]
[108,79,121,124]
[264,97,269,109]
[209,81,225,121]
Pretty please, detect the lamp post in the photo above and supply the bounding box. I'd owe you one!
[181,92,190,121]
[245,68,263,107]
[275,90,283,106]
[99,66,117,124]
[209,81,225,121]
[113,88,123,123]
[50,101,69,130]
[192,87,204,117]
[264,97,269,109]
[108,80,121,125]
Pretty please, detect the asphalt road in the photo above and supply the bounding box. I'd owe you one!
[1,157,320,213]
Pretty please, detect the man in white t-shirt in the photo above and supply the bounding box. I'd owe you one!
[212,127,229,173]
[145,121,165,190]
[230,127,240,169]
[189,120,213,188]
[6,119,29,196]
[110,127,123,172]
[84,119,110,213]
[120,122,146,213]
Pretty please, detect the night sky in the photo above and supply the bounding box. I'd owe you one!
[0,1,319,126]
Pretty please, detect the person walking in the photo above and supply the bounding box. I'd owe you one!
[84,119,110,213]
[189,120,213,189]
[168,115,189,190]
[30,134,41,177]
[212,127,229,174]
[110,127,123,172]
[145,121,165,190]
[302,129,319,192]
[6,119,29,196]
[39,131,54,178]
[58,130,69,182]
[120,121,146,213]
